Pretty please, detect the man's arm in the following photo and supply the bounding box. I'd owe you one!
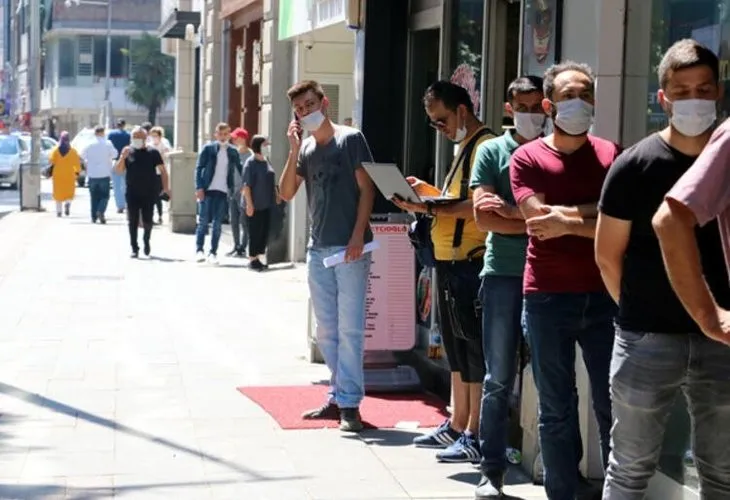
[472,186,525,234]
[352,167,375,240]
[653,199,721,334]
[595,214,631,303]
[518,194,597,239]
[114,147,129,174]
[158,163,170,192]
[279,150,304,201]
[432,198,477,219]
[243,185,254,210]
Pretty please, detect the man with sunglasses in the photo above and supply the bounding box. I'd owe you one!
[394,81,493,464]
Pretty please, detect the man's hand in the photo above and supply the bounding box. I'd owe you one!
[120,146,131,159]
[345,233,365,262]
[473,191,517,219]
[164,188,172,200]
[196,189,205,202]
[702,308,730,346]
[391,195,428,214]
[246,204,254,217]
[287,119,302,152]
[526,206,570,240]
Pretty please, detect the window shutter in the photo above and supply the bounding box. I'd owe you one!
[77,35,92,76]
[321,84,340,123]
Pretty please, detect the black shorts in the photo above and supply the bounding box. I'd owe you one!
[435,260,485,383]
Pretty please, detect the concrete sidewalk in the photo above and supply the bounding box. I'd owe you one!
[0,187,547,500]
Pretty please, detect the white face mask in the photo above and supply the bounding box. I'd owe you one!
[513,112,546,141]
[553,98,594,136]
[300,110,326,132]
[131,138,144,149]
[262,145,271,157]
[452,110,467,143]
[667,98,717,137]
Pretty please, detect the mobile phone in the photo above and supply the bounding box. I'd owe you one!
[293,112,302,140]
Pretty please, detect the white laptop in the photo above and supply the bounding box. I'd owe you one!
[363,163,460,204]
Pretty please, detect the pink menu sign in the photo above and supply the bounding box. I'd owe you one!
[364,223,416,351]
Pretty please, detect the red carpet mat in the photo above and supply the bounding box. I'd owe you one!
[237,384,448,430]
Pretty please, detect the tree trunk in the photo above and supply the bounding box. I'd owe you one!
[147,106,157,125]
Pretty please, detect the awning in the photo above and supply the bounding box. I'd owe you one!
[278,0,350,40]
[158,9,201,39]
[220,0,258,19]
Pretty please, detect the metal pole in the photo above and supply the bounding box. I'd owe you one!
[104,0,112,128]
[23,0,42,210]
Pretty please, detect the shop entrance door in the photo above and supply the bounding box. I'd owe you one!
[403,28,440,185]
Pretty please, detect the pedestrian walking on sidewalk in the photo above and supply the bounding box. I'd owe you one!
[194,122,244,265]
[242,135,277,271]
[228,127,252,257]
[48,131,81,217]
[81,125,117,224]
[279,80,375,432]
[107,119,130,214]
[115,127,170,258]
[148,126,171,225]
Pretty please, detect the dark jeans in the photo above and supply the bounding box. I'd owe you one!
[478,275,524,477]
[247,208,271,256]
[602,330,730,500]
[524,291,615,500]
[88,177,110,220]
[230,194,248,251]
[126,192,154,252]
[195,191,228,255]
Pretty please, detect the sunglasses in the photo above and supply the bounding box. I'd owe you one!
[427,118,448,130]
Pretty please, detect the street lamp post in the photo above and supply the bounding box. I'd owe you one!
[65,0,112,128]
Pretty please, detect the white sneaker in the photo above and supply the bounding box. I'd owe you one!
[195,251,206,263]
[207,253,219,265]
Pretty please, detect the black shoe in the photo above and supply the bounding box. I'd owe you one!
[226,248,238,257]
[117,208,124,214]
[98,213,106,224]
[143,242,151,256]
[339,408,364,432]
[92,218,97,223]
[56,212,61,218]
[64,204,70,216]
[235,248,246,257]
[130,250,139,259]
[249,259,265,271]
[301,402,339,420]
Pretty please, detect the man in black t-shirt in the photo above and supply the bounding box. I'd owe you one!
[115,127,170,258]
[596,39,730,498]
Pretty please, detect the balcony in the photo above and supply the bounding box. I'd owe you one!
[40,84,174,114]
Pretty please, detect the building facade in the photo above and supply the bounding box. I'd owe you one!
[19,0,175,136]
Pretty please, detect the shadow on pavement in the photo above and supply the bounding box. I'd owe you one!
[145,255,186,263]
[0,412,50,455]
[0,381,308,483]
[357,428,422,447]
[0,479,237,500]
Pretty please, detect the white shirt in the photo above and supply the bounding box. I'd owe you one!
[148,138,172,175]
[208,145,229,193]
[81,137,118,179]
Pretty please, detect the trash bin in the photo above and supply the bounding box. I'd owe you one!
[19,162,42,211]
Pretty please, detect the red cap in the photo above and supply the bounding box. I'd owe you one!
[231,127,249,141]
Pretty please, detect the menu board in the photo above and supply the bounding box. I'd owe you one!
[364,223,416,351]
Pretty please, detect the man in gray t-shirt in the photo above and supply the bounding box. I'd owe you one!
[279,80,375,433]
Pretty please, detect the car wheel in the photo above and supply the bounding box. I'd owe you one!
[9,182,18,190]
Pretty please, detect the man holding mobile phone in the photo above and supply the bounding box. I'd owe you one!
[279,80,375,433]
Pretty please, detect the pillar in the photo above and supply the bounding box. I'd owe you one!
[261,0,297,263]
[173,38,196,152]
[199,0,224,145]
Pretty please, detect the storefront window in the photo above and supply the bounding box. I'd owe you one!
[645,0,730,135]
[450,0,485,119]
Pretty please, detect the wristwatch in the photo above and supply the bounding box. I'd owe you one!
[426,201,435,216]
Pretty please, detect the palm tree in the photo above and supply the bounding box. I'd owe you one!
[121,32,175,124]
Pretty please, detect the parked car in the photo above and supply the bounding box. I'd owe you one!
[14,133,55,173]
[71,128,98,188]
[0,134,29,189]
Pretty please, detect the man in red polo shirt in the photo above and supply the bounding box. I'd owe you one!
[509,61,620,500]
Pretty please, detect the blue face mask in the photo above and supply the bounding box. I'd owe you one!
[552,98,594,136]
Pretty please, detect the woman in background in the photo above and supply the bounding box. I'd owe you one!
[48,131,81,217]
[149,126,171,224]
[242,135,277,271]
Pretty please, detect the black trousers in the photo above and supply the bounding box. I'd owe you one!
[247,208,271,257]
[127,192,155,251]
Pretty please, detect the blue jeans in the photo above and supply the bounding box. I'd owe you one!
[602,330,730,500]
[478,275,524,476]
[524,292,615,500]
[307,246,371,409]
[195,191,228,255]
[111,171,126,210]
[87,177,110,219]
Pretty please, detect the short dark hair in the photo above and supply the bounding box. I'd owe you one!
[287,80,325,102]
[658,38,719,89]
[141,121,153,132]
[543,61,595,100]
[423,80,474,114]
[94,125,105,134]
[506,75,544,101]
[116,118,126,127]
[251,134,267,154]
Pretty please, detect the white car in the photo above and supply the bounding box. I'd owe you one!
[15,133,56,172]
[0,134,29,189]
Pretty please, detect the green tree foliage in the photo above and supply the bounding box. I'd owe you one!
[121,33,175,124]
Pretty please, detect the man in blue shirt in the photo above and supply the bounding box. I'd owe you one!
[107,119,130,213]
